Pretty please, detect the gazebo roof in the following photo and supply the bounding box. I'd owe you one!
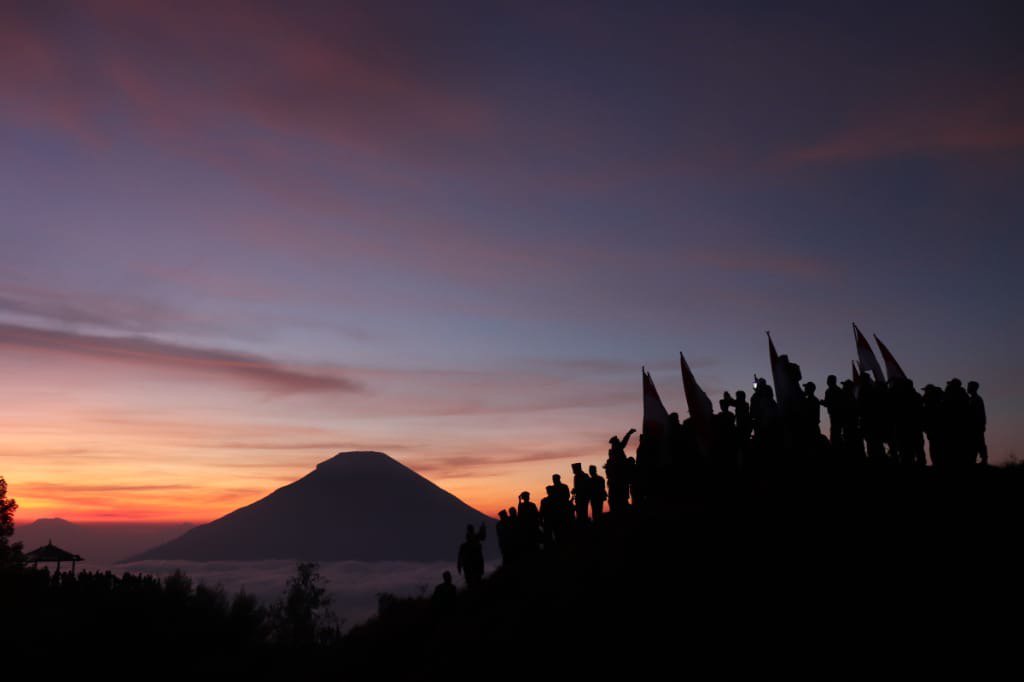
[24,541,84,563]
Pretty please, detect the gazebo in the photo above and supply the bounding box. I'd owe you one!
[24,541,84,574]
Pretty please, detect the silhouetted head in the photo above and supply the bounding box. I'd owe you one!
[756,377,767,390]
[546,485,555,495]
[968,381,979,395]
[803,381,816,395]
[571,463,583,473]
[735,390,746,401]
[552,474,561,485]
[827,375,837,387]
[669,412,680,425]
[947,378,962,390]
[498,509,508,520]
[442,570,452,584]
[589,465,598,476]
[519,491,530,502]
[508,507,517,517]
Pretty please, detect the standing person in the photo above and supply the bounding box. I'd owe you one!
[571,463,591,523]
[538,486,553,547]
[802,382,822,440]
[516,492,540,554]
[733,390,752,467]
[432,571,457,613]
[822,375,845,448]
[605,428,635,513]
[841,380,864,461]
[944,379,971,467]
[588,465,606,520]
[967,381,988,465]
[496,509,512,565]
[457,523,487,588]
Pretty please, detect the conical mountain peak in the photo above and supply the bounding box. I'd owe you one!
[127,450,493,562]
[315,450,402,472]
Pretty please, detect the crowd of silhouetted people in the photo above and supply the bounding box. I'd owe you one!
[453,362,989,581]
[706,370,988,472]
[490,463,607,566]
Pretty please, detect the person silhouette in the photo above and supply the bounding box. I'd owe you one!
[517,491,540,553]
[506,507,522,561]
[733,389,752,455]
[588,465,606,520]
[822,375,845,448]
[802,381,821,438]
[432,570,457,612]
[605,428,635,513]
[496,509,512,565]
[456,523,487,587]
[944,378,971,467]
[967,381,987,465]
[551,474,571,508]
[571,463,591,523]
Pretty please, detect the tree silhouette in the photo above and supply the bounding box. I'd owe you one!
[0,477,22,565]
[269,562,340,647]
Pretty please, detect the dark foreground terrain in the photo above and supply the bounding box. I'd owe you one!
[3,463,1022,678]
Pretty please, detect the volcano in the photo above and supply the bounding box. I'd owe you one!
[126,451,493,562]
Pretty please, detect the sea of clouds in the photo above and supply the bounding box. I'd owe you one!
[89,559,458,629]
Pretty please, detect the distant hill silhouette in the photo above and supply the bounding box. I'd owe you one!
[126,451,493,562]
[15,518,195,565]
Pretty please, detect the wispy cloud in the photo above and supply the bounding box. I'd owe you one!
[0,323,360,394]
[1,1,493,158]
[788,77,1024,165]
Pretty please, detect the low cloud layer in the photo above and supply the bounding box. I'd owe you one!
[106,559,458,630]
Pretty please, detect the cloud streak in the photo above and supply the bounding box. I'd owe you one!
[0,323,360,394]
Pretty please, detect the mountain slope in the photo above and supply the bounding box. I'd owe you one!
[127,451,492,562]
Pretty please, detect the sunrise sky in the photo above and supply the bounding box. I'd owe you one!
[2,1,1021,522]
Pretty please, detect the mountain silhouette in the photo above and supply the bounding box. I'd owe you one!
[126,451,493,562]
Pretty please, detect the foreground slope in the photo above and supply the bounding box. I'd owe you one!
[128,451,492,562]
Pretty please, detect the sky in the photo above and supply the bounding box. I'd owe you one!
[1,0,1022,522]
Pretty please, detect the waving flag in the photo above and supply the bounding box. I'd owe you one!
[679,352,713,423]
[851,360,861,384]
[767,331,801,415]
[642,368,670,442]
[853,323,886,383]
[873,334,908,382]
[680,352,714,458]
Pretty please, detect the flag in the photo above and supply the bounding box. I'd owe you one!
[642,368,670,442]
[851,360,861,383]
[873,334,907,382]
[852,323,886,383]
[680,352,714,457]
[767,331,801,415]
